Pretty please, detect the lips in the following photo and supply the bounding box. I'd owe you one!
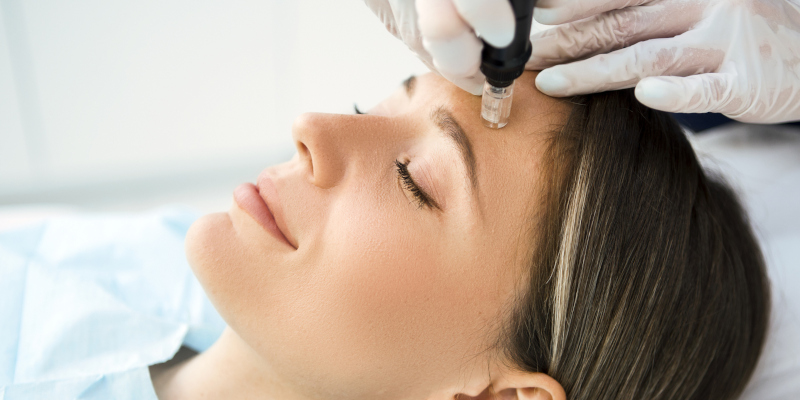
[233,177,297,249]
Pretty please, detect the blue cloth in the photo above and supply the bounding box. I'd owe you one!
[0,207,226,399]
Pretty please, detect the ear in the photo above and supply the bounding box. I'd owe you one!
[493,371,566,400]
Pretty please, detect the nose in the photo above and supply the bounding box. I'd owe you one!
[291,112,401,189]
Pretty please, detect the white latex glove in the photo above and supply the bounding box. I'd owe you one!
[364,0,517,95]
[529,0,800,123]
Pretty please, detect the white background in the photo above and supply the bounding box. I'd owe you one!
[1,4,798,395]
[0,0,427,212]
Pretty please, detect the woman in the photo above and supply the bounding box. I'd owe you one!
[149,71,769,399]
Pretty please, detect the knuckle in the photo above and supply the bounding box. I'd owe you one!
[603,11,637,48]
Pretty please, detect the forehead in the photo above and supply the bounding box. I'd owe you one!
[410,71,571,256]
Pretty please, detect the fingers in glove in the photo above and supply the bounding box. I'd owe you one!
[635,73,738,114]
[417,0,470,40]
[363,0,402,40]
[423,29,483,78]
[636,73,800,123]
[364,0,436,71]
[527,3,702,70]
[452,0,515,47]
[416,0,486,94]
[533,0,651,25]
[440,69,486,95]
[535,36,725,96]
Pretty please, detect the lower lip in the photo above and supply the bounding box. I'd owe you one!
[233,183,293,247]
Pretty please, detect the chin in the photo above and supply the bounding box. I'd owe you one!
[185,212,237,298]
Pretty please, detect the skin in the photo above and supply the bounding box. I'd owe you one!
[152,71,569,400]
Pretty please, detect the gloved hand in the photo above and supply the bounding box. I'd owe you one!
[364,0,517,95]
[529,0,800,123]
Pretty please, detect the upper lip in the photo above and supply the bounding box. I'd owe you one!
[257,172,298,249]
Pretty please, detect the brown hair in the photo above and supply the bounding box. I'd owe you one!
[505,89,770,399]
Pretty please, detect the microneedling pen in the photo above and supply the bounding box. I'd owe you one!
[480,0,537,129]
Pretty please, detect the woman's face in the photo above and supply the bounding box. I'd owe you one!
[187,72,568,399]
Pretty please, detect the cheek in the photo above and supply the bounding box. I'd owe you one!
[280,194,493,392]
[184,194,511,398]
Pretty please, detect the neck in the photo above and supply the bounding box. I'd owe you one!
[150,327,304,400]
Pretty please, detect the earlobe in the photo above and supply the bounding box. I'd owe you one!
[496,371,566,400]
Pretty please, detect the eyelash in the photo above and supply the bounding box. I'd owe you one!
[354,104,364,115]
[395,160,435,209]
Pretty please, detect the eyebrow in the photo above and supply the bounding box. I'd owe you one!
[431,106,478,194]
[402,75,478,194]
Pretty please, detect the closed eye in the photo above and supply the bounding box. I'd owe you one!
[395,160,439,210]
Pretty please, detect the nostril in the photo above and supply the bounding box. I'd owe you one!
[295,141,313,176]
